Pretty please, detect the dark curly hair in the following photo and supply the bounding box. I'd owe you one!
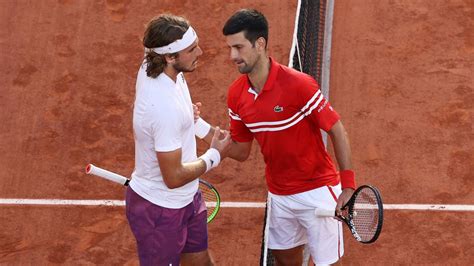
[143,14,189,78]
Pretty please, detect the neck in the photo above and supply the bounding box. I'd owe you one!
[248,56,270,94]
[163,66,179,82]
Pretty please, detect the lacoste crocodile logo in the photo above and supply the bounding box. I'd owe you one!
[274,105,283,112]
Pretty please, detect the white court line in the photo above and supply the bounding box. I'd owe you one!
[0,199,473,211]
[383,204,474,211]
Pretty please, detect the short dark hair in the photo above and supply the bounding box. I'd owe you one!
[222,9,268,47]
[143,14,189,78]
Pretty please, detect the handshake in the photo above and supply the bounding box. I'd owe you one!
[193,102,232,172]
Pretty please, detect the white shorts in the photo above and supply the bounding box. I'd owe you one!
[267,184,344,265]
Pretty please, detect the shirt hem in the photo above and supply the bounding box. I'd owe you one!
[129,178,196,209]
[268,178,339,196]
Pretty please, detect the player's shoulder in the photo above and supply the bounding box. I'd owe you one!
[278,64,317,87]
[227,75,248,95]
[137,73,175,108]
[228,74,248,89]
[276,66,320,98]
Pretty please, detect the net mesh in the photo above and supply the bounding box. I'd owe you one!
[260,0,328,265]
[292,0,327,83]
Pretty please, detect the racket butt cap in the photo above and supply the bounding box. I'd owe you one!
[85,164,93,174]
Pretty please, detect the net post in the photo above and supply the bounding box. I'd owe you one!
[321,0,335,147]
[260,195,274,265]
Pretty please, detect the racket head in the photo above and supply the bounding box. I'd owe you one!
[342,185,383,244]
[199,179,220,223]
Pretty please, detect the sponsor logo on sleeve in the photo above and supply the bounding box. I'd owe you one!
[318,99,328,112]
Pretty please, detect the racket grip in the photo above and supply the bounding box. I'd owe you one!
[85,164,129,186]
[314,208,336,217]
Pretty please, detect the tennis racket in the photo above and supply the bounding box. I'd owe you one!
[315,185,383,244]
[85,164,221,223]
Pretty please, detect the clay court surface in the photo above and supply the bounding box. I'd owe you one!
[0,0,472,264]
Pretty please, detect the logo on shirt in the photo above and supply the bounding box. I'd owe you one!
[318,99,328,113]
[273,105,284,112]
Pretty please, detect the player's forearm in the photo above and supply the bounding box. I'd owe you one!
[328,121,353,171]
[198,125,250,162]
[163,160,207,189]
[332,136,352,171]
[200,126,216,145]
[226,140,251,161]
[329,121,357,190]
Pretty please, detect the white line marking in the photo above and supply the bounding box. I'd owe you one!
[0,199,126,206]
[0,199,473,211]
[383,204,474,211]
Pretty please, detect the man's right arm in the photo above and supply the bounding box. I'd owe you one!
[194,100,253,162]
[158,129,231,189]
[227,140,252,162]
[198,125,252,162]
[157,148,207,189]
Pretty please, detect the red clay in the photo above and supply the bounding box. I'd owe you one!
[0,0,472,264]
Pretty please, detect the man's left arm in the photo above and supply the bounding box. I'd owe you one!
[328,120,356,216]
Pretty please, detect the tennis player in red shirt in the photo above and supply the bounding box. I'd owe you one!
[195,8,356,265]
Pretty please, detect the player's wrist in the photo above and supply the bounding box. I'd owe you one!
[195,117,211,139]
[340,170,356,190]
[199,148,221,173]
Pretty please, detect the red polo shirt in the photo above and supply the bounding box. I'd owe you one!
[227,58,341,195]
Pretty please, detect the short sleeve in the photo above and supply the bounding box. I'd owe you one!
[227,93,254,143]
[298,75,340,132]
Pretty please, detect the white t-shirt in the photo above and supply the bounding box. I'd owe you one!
[130,64,198,209]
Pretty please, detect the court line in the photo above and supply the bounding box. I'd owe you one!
[0,199,473,211]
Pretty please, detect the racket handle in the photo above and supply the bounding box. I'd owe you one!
[314,208,336,217]
[86,164,130,186]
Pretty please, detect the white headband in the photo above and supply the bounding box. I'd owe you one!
[149,26,197,54]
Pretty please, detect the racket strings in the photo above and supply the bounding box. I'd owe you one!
[351,188,381,242]
[199,183,219,221]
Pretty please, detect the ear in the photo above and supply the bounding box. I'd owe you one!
[164,54,177,64]
[256,37,267,51]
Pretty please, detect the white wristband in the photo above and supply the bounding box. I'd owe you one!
[195,118,211,139]
[199,148,221,173]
